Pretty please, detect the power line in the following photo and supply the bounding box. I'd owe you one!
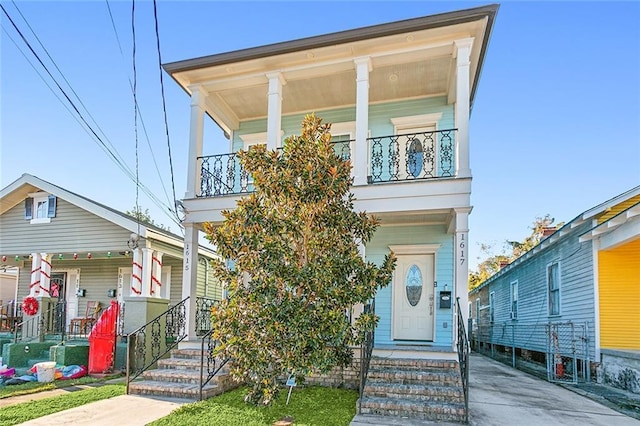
[152,0,180,223]
[105,0,175,218]
[1,3,182,229]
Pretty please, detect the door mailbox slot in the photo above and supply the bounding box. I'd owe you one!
[439,291,451,309]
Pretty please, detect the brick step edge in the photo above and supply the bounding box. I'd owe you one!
[358,396,466,422]
[363,383,464,401]
[128,380,220,399]
[369,358,459,370]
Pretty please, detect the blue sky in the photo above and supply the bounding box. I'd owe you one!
[1,1,639,268]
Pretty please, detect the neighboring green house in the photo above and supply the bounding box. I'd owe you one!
[162,4,498,421]
[0,173,221,350]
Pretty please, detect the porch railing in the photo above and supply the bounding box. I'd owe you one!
[358,300,375,414]
[197,129,457,198]
[195,296,219,336]
[13,300,66,343]
[456,297,469,424]
[1,301,22,332]
[368,128,456,183]
[125,297,188,392]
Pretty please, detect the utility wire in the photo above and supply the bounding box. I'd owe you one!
[1,4,181,228]
[152,0,180,223]
[132,0,141,237]
[105,0,175,219]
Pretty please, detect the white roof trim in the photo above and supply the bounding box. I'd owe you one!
[580,185,640,221]
[579,203,640,243]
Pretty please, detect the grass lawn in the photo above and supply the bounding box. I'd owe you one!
[150,386,359,426]
[0,384,125,426]
[0,375,121,399]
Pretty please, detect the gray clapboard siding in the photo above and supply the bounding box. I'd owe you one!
[475,221,596,359]
[1,198,131,253]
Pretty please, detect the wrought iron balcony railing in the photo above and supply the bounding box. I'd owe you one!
[368,128,456,183]
[197,129,456,197]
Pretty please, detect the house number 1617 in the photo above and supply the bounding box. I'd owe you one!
[459,234,466,265]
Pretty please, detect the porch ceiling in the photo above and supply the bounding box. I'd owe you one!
[165,9,494,133]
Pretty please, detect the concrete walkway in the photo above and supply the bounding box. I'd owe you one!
[18,394,185,425]
[4,353,639,425]
[352,353,639,425]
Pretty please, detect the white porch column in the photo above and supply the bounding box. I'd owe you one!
[140,247,153,297]
[266,72,285,150]
[354,57,371,186]
[39,253,52,296]
[453,207,471,339]
[454,38,474,179]
[186,86,206,199]
[182,224,199,340]
[130,248,143,297]
[150,251,164,298]
[29,253,42,297]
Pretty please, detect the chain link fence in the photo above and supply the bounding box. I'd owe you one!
[471,320,590,384]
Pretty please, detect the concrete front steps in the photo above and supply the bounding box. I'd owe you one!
[358,357,466,423]
[128,347,234,401]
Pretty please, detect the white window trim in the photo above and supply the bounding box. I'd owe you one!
[239,132,268,149]
[489,291,495,323]
[329,121,356,138]
[547,261,561,317]
[28,192,52,224]
[510,280,518,320]
[390,113,443,132]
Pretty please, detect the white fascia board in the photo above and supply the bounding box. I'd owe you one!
[3,174,143,234]
[580,186,640,221]
[599,216,640,250]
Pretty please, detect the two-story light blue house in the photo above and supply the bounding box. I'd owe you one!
[163,5,498,421]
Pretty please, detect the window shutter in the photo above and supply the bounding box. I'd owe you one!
[24,198,33,220]
[47,195,57,218]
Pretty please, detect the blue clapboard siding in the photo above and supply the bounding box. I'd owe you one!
[231,97,453,151]
[475,221,596,359]
[366,223,454,346]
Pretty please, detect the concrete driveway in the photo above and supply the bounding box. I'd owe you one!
[469,353,639,426]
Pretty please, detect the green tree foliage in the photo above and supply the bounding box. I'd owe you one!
[125,206,169,231]
[204,114,396,405]
[468,214,563,290]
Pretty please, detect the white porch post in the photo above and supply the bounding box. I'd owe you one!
[39,253,52,296]
[182,224,199,340]
[454,38,474,179]
[454,208,471,338]
[354,57,371,186]
[130,248,143,296]
[140,247,153,297]
[151,251,164,298]
[266,72,285,150]
[29,253,41,297]
[186,86,206,199]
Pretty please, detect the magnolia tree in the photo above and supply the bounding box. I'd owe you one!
[204,114,396,405]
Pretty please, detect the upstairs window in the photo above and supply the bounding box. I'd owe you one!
[25,193,56,224]
[489,291,495,323]
[548,262,561,316]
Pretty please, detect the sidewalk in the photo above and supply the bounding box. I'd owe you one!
[18,394,185,425]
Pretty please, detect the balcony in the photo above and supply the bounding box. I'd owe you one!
[197,129,458,198]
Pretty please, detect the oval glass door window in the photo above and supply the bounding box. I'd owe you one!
[407,138,423,178]
[405,264,423,307]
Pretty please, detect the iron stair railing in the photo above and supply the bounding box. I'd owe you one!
[125,297,188,393]
[456,297,470,423]
[358,300,375,414]
[198,328,231,401]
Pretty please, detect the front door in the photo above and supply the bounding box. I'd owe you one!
[393,253,435,341]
